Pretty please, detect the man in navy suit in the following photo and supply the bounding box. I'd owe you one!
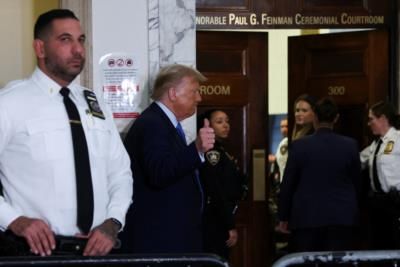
[121,64,215,253]
[277,97,361,252]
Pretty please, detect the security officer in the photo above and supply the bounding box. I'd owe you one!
[198,109,247,259]
[0,9,133,256]
[360,101,400,249]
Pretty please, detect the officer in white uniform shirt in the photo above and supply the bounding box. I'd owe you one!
[269,118,289,182]
[361,128,400,192]
[360,101,400,249]
[0,9,133,256]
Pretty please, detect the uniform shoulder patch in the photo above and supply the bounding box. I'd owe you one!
[206,150,220,166]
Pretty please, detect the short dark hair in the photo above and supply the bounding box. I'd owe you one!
[197,109,219,130]
[370,101,400,128]
[314,97,338,123]
[34,9,79,39]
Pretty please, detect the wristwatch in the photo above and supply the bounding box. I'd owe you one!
[110,218,122,230]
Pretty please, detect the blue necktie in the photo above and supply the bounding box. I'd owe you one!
[176,122,204,211]
[176,122,186,144]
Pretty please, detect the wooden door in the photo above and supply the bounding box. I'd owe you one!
[197,32,269,267]
[288,30,389,252]
[288,30,389,148]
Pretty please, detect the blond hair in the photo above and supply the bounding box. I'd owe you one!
[291,94,316,141]
[151,64,206,100]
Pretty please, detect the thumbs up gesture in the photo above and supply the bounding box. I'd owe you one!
[196,118,215,153]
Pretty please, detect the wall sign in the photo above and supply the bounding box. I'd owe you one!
[197,12,387,29]
[99,52,145,133]
[196,0,393,29]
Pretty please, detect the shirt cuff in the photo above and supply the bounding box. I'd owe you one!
[0,204,23,231]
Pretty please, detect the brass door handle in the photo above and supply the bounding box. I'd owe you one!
[252,149,266,201]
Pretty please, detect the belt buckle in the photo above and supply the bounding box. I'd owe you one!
[56,236,87,255]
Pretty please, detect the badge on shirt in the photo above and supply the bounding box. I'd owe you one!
[84,90,105,120]
[280,144,288,155]
[384,141,394,154]
[206,150,220,166]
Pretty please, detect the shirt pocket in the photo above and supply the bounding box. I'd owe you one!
[86,120,111,158]
[380,150,399,170]
[26,118,70,161]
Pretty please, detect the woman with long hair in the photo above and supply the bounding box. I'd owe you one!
[198,109,247,259]
[291,94,316,141]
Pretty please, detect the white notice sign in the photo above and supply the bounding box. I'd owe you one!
[99,53,145,133]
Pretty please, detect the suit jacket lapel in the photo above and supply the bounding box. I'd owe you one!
[149,102,186,146]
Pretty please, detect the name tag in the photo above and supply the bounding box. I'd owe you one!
[84,90,105,120]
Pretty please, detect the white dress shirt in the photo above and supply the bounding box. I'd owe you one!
[360,127,400,192]
[0,67,133,235]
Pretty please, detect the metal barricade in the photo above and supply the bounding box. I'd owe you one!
[0,253,229,267]
[272,250,400,267]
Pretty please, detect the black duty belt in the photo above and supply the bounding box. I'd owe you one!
[371,189,400,205]
[0,231,88,256]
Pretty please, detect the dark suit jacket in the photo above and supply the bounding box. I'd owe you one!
[278,127,361,230]
[121,102,203,253]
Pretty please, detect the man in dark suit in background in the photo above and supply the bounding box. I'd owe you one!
[277,97,361,252]
[121,64,215,253]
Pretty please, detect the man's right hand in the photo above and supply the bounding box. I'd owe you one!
[8,216,55,256]
[196,118,215,153]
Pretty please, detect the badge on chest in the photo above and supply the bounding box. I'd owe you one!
[84,90,105,120]
[384,141,394,154]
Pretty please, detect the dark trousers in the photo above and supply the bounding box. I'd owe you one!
[369,193,400,249]
[0,231,31,256]
[202,209,230,260]
[290,226,356,253]
[203,223,229,260]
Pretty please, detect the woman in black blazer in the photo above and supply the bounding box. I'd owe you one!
[198,109,247,259]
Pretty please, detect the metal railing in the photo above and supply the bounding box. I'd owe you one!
[0,254,229,267]
[272,250,400,267]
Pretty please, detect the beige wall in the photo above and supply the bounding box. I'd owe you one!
[33,0,59,18]
[268,29,301,115]
[0,0,58,88]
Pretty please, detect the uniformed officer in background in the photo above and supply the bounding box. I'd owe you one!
[198,109,247,259]
[360,101,400,249]
[267,118,289,258]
